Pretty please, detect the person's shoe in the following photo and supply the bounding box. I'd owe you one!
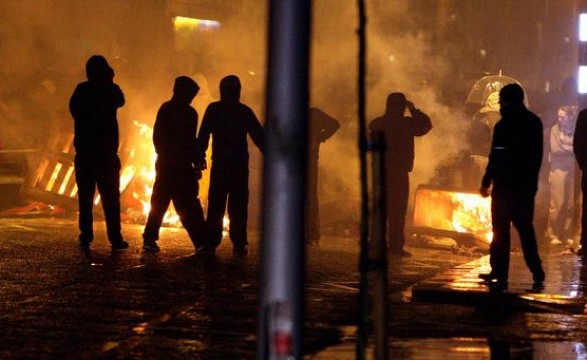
[79,240,92,250]
[533,269,546,284]
[478,273,497,282]
[488,280,508,292]
[233,246,249,258]
[390,249,411,257]
[111,240,130,252]
[143,240,160,253]
[195,245,214,257]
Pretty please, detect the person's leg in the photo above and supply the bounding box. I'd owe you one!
[488,186,514,282]
[547,169,565,243]
[388,171,409,253]
[143,175,172,248]
[581,173,587,254]
[74,157,96,245]
[228,184,249,251]
[96,156,124,245]
[513,192,544,283]
[206,168,229,249]
[172,176,206,250]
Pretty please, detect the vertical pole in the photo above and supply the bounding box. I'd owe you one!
[370,133,388,360]
[258,0,311,359]
[356,0,369,359]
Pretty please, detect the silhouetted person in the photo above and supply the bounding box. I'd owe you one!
[142,76,208,254]
[369,93,432,257]
[574,107,587,259]
[478,83,545,290]
[197,75,264,257]
[69,55,128,251]
[307,107,340,246]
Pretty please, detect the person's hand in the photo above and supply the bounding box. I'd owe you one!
[479,187,490,198]
[405,100,415,111]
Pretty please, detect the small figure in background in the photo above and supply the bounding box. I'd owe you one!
[546,105,577,247]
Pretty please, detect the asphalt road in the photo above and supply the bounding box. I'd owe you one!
[1,216,585,359]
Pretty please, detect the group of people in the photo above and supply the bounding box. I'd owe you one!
[69,55,264,256]
[370,83,587,292]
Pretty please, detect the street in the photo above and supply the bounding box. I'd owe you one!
[0,216,586,359]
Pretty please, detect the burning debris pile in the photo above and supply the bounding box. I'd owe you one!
[410,185,492,251]
[21,120,194,227]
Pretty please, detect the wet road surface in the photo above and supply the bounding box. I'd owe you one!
[0,217,586,359]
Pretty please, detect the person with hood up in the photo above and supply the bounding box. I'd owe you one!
[478,83,545,290]
[369,92,432,257]
[69,55,128,251]
[197,75,265,257]
[142,76,208,255]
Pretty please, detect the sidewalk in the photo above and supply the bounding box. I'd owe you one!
[412,248,586,314]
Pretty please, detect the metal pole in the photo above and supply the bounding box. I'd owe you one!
[258,0,310,359]
[356,0,369,359]
[369,132,388,360]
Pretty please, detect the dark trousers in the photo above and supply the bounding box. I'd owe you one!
[581,172,587,249]
[306,159,320,244]
[74,154,123,244]
[207,166,249,249]
[385,171,409,252]
[143,171,206,248]
[490,185,543,280]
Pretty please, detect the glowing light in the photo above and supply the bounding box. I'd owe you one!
[579,66,587,94]
[450,193,492,243]
[45,163,62,191]
[580,14,587,41]
[172,16,221,31]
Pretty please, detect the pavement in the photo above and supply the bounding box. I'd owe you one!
[1,216,587,359]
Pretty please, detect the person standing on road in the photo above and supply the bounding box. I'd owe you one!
[142,76,208,255]
[369,92,432,257]
[573,106,587,259]
[478,83,545,290]
[69,55,128,251]
[545,105,577,247]
[306,107,340,246]
[197,75,264,257]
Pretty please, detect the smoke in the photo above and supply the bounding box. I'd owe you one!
[313,0,473,223]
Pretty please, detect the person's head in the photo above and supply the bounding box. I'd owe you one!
[85,55,114,83]
[172,76,199,104]
[499,83,525,110]
[385,92,406,117]
[557,105,575,128]
[219,75,241,102]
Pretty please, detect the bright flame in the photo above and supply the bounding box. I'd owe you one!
[450,192,492,243]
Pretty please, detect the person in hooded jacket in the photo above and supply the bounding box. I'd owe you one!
[369,92,432,257]
[69,55,128,251]
[478,83,545,290]
[197,75,265,257]
[142,76,208,254]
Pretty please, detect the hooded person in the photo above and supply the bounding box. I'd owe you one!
[368,92,432,256]
[69,55,128,251]
[142,76,208,254]
[197,75,265,257]
[478,83,545,290]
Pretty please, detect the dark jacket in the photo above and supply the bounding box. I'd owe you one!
[197,100,264,170]
[369,108,432,172]
[574,109,587,170]
[482,105,543,193]
[153,99,200,174]
[69,69,124,157]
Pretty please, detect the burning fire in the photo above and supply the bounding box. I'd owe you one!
[412,187,493,245]
[449,192,492,243]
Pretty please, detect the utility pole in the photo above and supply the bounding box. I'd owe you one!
[258,1,310,359]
